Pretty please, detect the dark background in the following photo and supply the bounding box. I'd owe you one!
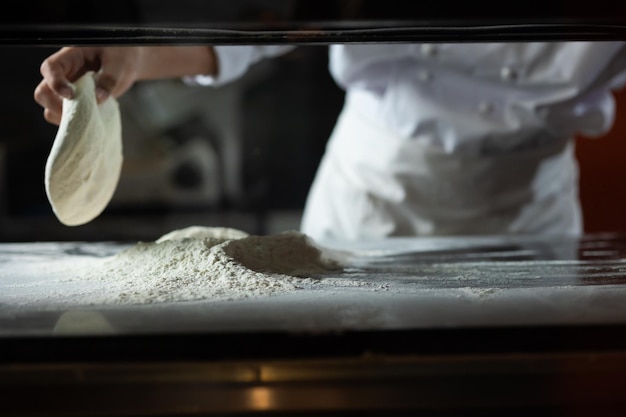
[0,44,344,241]
[0,0,625,241]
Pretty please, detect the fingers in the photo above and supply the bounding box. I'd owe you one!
[43,108,62,126]
[33,79,63,125]
[40,62,75,101]
[93,72,114,103]
[94,47,142,103]
[35,47,141,125]
[36,47,87,125]
[35,47,102,125]
[39,47,88,99]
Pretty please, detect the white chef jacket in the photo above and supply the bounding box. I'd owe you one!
[191,42,626,241]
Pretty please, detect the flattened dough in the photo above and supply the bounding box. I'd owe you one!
[45,72,123,226]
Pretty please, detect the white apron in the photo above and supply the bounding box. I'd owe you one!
[300,94,582,242]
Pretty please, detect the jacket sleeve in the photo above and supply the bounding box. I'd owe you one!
[185,45,296,87]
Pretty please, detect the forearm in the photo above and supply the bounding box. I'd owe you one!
[136,46,217,81]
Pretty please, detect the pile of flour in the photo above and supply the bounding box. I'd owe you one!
[74,227,344,305]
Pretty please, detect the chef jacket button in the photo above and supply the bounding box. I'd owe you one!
[500,66,518,81]
[478,101,494,114]
[421,44,438,57]
[418,70,433,82]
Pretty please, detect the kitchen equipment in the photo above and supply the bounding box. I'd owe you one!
[3,1,626,415]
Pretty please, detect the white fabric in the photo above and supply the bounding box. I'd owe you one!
[329,42,626,155]
[188,45,295,87]
[301,93,582,241]
[190,42,626,240]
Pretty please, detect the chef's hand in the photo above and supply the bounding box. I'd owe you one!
[34,46,143,125]
[34,46,218,126]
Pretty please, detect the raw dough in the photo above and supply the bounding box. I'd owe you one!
[44,71,123,226]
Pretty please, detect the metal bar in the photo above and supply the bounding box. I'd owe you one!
[2,24,626,46]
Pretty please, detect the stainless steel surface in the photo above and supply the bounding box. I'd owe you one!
[2,234,626,336]
[3,234,626,415]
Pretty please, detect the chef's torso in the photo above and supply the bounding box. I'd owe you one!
[328,42,626,156]
[302,42,626,241]
[203,42,626,240]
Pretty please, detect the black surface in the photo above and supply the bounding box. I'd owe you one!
[3,24,626,46]
[1,0,626,44]
[3,0,626,26]
[3,325,626,363]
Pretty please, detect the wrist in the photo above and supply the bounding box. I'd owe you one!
[137,46,217,80]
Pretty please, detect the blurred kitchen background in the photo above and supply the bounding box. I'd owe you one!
[1,1,626,242]
[0,44,344,242]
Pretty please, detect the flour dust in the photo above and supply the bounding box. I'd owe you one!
[66,227,347,305]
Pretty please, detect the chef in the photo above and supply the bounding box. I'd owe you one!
[34,42,626,241]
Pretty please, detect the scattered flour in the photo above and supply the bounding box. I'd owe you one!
[73,227,345,305]
[156,226,249,243]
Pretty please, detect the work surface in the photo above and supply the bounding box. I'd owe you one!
[2,233,626,337]
[5,234,626,416]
